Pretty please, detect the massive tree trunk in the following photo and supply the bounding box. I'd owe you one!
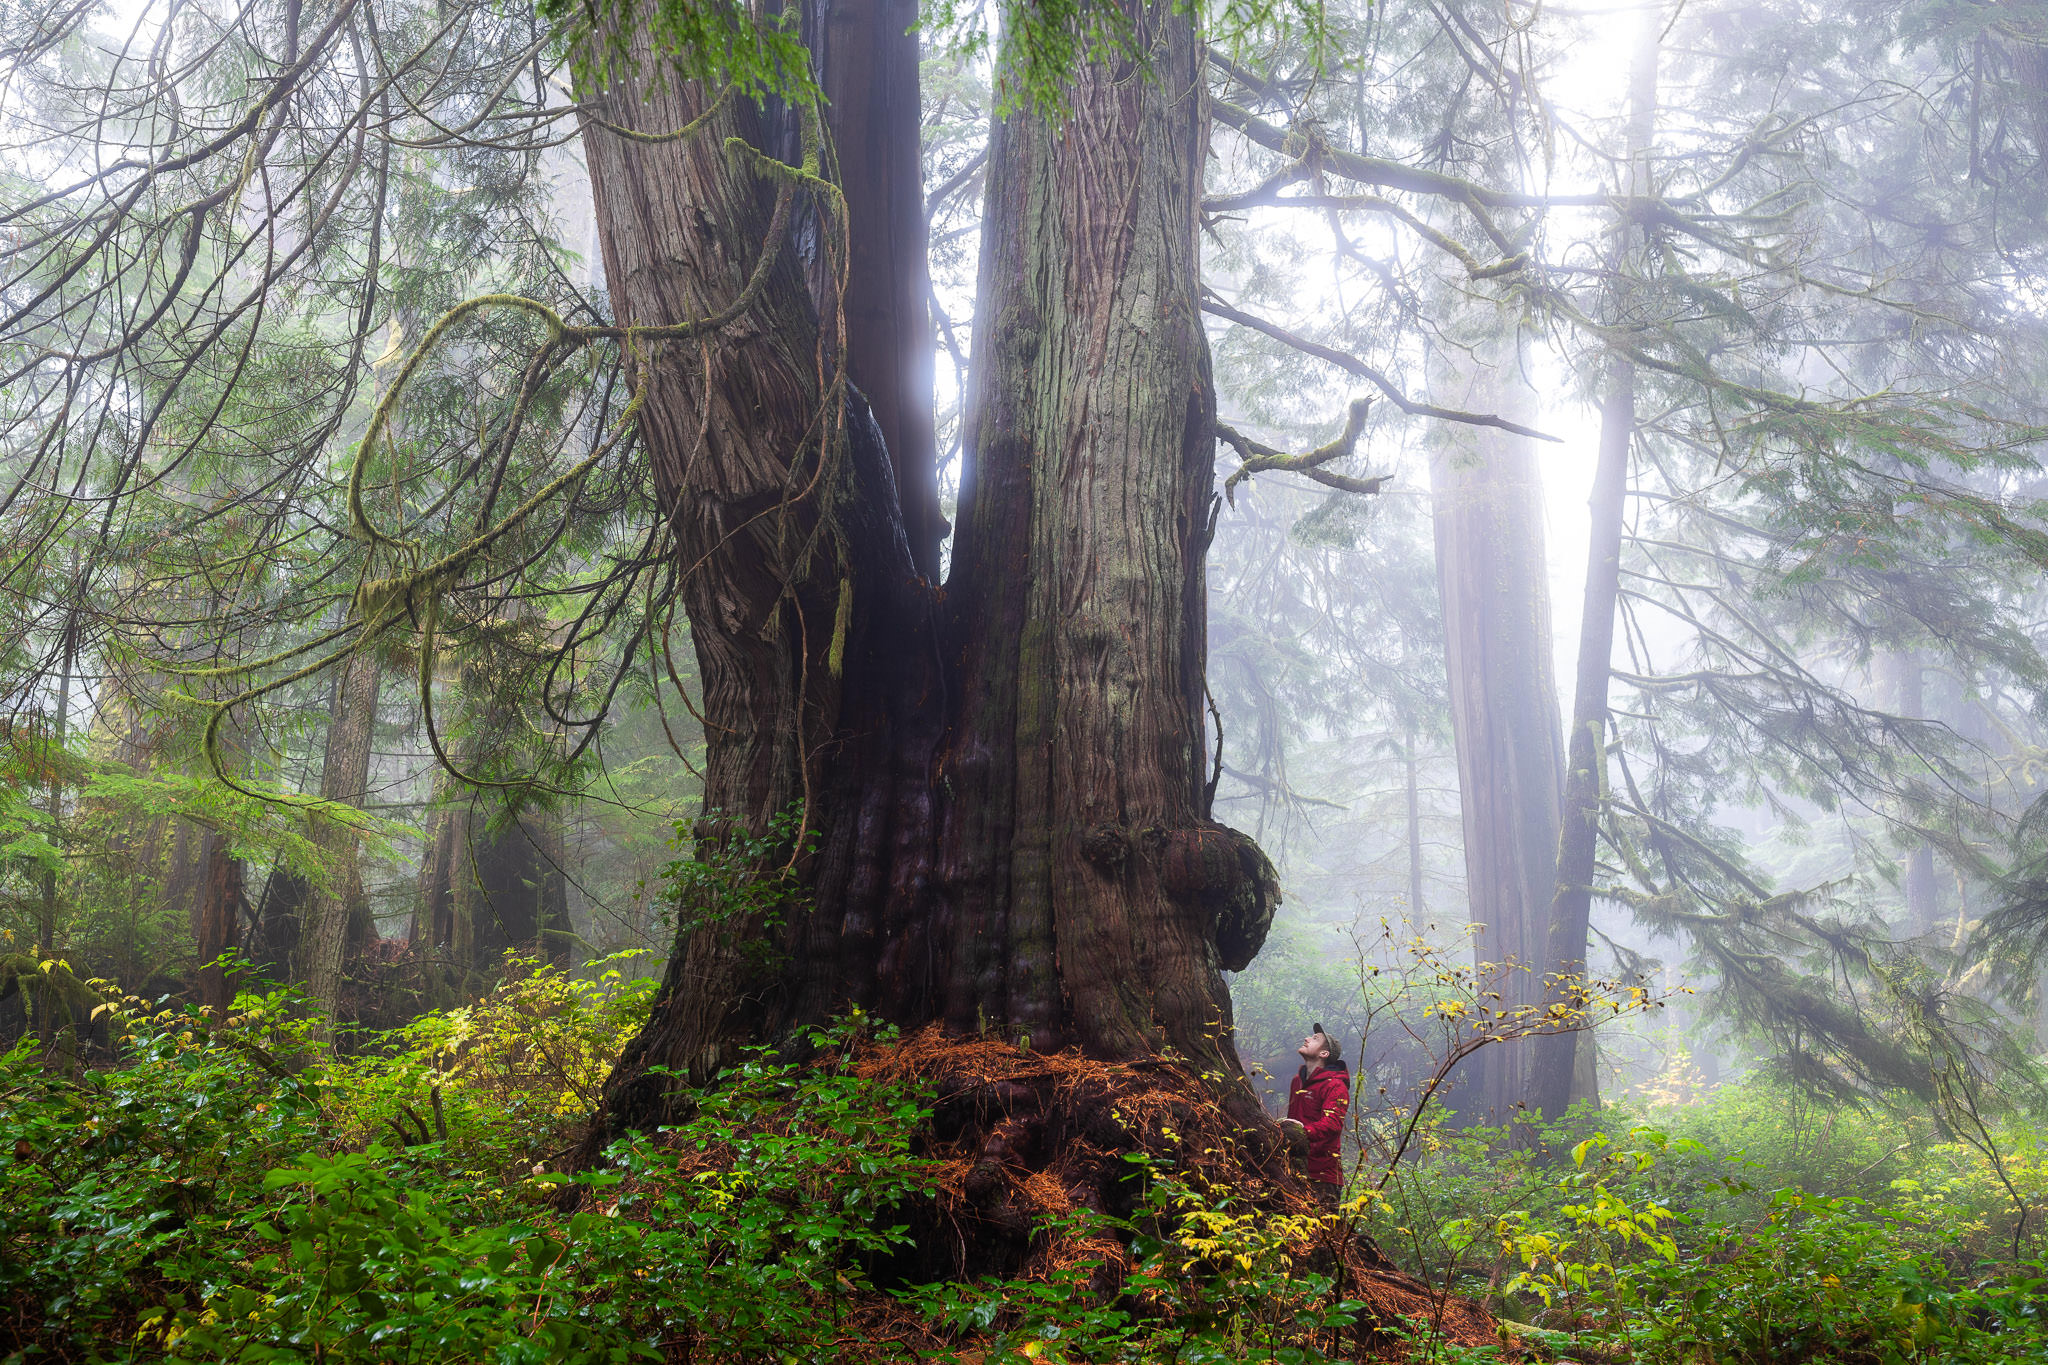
[1428,339,1565,1125]
[933,0,1270,1080]
[578,0,1277,1144]
[302,647,381,1035]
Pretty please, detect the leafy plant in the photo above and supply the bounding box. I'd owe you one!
[330,951,659,1173]
[0,985,328,1356]
[662,803,817,953]
[150,1148,645,1363]
[908,1155,1369,1364]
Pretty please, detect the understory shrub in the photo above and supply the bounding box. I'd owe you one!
[1,974,1379,1364]
[1375,1104,2048,1365]
[0,976,937,1362]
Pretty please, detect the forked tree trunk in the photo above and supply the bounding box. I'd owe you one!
[1428,336,1565,1125]
[578,0,1277,1144]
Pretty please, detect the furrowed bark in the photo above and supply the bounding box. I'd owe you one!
[936,0,1275,1108]
[575,23,940,1136]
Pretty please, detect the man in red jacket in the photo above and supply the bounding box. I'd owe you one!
[1281,1023,1350,1211]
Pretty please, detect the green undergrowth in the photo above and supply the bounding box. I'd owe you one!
[1361,1084,2048,1365]
[3,961,2047,1363]
[0,961,1367,1364]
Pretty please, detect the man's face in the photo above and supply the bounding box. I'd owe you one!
[1297,1032,1329,1065]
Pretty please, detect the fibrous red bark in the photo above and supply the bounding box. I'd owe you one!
[934,5,1273,1080]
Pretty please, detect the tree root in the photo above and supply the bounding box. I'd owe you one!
[846,1026,1504,1354]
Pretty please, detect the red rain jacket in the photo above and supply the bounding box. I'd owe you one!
[1287,1062,1350,1185]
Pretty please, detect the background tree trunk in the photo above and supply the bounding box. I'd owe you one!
[29,612,77,1040]
[254,869,309,980]
[193,830,244,1013]
[413,796,572,974]
[303,647,381,1036]
[191,675,250,1015]
[1882,650,1940,934]
[1529,6,1660,1126]
[1405,728,1426,918]
[1530,377,1631,1123]
[1428,335,1565,1125]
